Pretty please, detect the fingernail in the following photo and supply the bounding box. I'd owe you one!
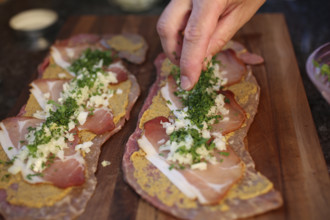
[181,75,191,90]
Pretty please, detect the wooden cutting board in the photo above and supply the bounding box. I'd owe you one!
[10,14,330,219]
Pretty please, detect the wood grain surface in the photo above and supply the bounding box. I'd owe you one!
[9,14,330,219]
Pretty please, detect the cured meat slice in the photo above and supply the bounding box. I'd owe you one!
[211,90,246,135]
[106,62,129,85]
[30,79,69,110]
[51,34,105,71]
[144,117,170,148]
[42,154,85,188]
[0,116,86,187]
[225,41,264,65]
[42,128,84,188]
[142,116,244,204]
[79,108,115,135]
[0,117,44,157]
[215,49,247,87]
[160,75,183,111]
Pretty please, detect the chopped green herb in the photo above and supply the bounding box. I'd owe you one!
[218,151,230,156]
[169,164,175,170]
[179,164,186,170]
[313,60,330,82]
[170,60,221,127]
[69,49,113,74]
[26,173,44,180]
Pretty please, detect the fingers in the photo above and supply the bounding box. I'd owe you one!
[206,0,266,56]
[180,0,225,90]
[157,0,192,65]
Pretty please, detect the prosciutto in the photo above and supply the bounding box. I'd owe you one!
[0,117,85,188]
[211,90,246,135]
[141,117,244,204]
[30,79,69,110]
[225,41,264,65]
[160,75,183,110]
[0,117,43,157]
[79,108,115,135]
[215,49,247,87]
[51,34,105,72]
[106,61,129,84]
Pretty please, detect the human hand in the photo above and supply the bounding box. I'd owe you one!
[157,0,265,90]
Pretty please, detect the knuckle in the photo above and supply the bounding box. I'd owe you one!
[215,38,226,51]
[184,24,203,43]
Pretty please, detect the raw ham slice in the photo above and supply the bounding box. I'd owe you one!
[142,116,244,204]
[0,116,86,188]
[30,79,69,110]
[51,34,106,71]
[211,90,246,135]
[79,108,115,135]
[106,62,129,85]
[160,75,183,110]
[0,117,44,157]
[144,117,170,147]
[42,155,85,188]
[225,41,264,65]
[216,49,247,87]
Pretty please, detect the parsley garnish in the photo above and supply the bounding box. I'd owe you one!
[218,151,230,156]
[26,173,44,180]
[69,49,113,74]
[171,59,221,128]
[313,60,330,82]
[169,164,175,170]
[46,97,78,127]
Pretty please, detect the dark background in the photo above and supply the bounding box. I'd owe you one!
[0,0,329,172]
